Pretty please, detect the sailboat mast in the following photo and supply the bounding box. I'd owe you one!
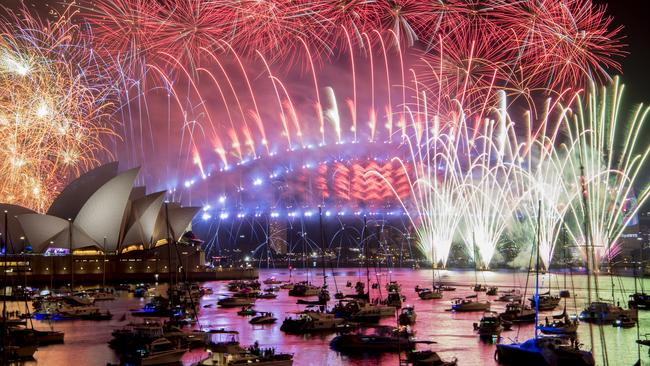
[363,216,369,298]
[2,211,7,366]
[69,218,73,290]
[319,207,326,287]
[534,201,541,339]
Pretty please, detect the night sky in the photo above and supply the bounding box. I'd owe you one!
[595,1,650,106]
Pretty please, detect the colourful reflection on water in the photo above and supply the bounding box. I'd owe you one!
[15,269,650,365]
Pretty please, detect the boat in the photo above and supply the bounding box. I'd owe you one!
[195,342,293,366]
[228,280,261,292]
[386,281,402,293]
[34,301,111,321]
[130,297,172,317]
[124,337,187,366]
[386,290,405,308]
[237,305,257,316]
[257,292,278,300]
[333,299,396,322]
[1,344,37,361]
[612,314,636,328]
[32,329,65,345]
[232,288,260,298]
[497,203,594,366]
[406,350,457,366]
[474,311,505,337]
[418,288,443,300]
[398,306,417,326]
[435,285,456,292]
[499,302,536,323]
[473,284,487,292]
[538,311,578,335]
[497,291,522,303]
[529,293,561,311]
[450,296,490,312]
[87,288,116,301]
[495,336,594,365]
[579,301,638,323]
[263,277,283,285]
[287,282,320,297]
[538,307,578,335]
[330,330,415,353]
[486,287,498,296]
[629,292,650,309]
[218,297,254,308]
[280,312,345,334]
[249,312,277,325]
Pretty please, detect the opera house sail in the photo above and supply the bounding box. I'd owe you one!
[0,162,257,283]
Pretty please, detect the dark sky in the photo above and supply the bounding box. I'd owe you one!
[595,0,650,106]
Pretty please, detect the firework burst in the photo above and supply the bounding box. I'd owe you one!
[0,5,114,212]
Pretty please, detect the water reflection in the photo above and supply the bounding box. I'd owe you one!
[13,269,650,365]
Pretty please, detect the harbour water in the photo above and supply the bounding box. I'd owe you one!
[12,268,650,365]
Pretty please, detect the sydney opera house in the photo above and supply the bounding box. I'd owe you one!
[0,162,256,284]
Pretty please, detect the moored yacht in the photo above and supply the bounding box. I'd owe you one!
[398,306,417,326]
[195,342,293,366]
[474,311,505,337]
[287,282,320,297]
[450,296,490,312]
[499,302,536,323]
[280,312,345,334]
[579,301,638,323]
[330,327,415,354]
[495,336,594,366]
[529,293,561,311]
[418,288,443,300]
[123,337,187,366]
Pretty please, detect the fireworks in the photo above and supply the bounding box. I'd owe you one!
[0,1,638,269]
[0,5,114,212]
[562,77,650,271]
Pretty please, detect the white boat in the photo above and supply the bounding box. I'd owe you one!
[450,296,490,312]
[335,300,396,322]
[280,312,345,333]
[139,338,187,366]
[91,291,116,301]
[263,277,283,285]
[195,343,293,366]
[579,301,638,323]
[418,288,443,300]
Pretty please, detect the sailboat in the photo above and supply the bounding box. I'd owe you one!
[495,201,595,366]
[451,236,490,312]
[418,242,443,300]
[537,308,578,335]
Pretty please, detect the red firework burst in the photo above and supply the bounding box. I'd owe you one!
[376,0,439,48]
[154,0,231,66]
[540,0,625,89]
[316,0,383,50]
[220,0,329,65]
[80,0,162,70]
[492,0,624,90]
[419,26,515,115]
